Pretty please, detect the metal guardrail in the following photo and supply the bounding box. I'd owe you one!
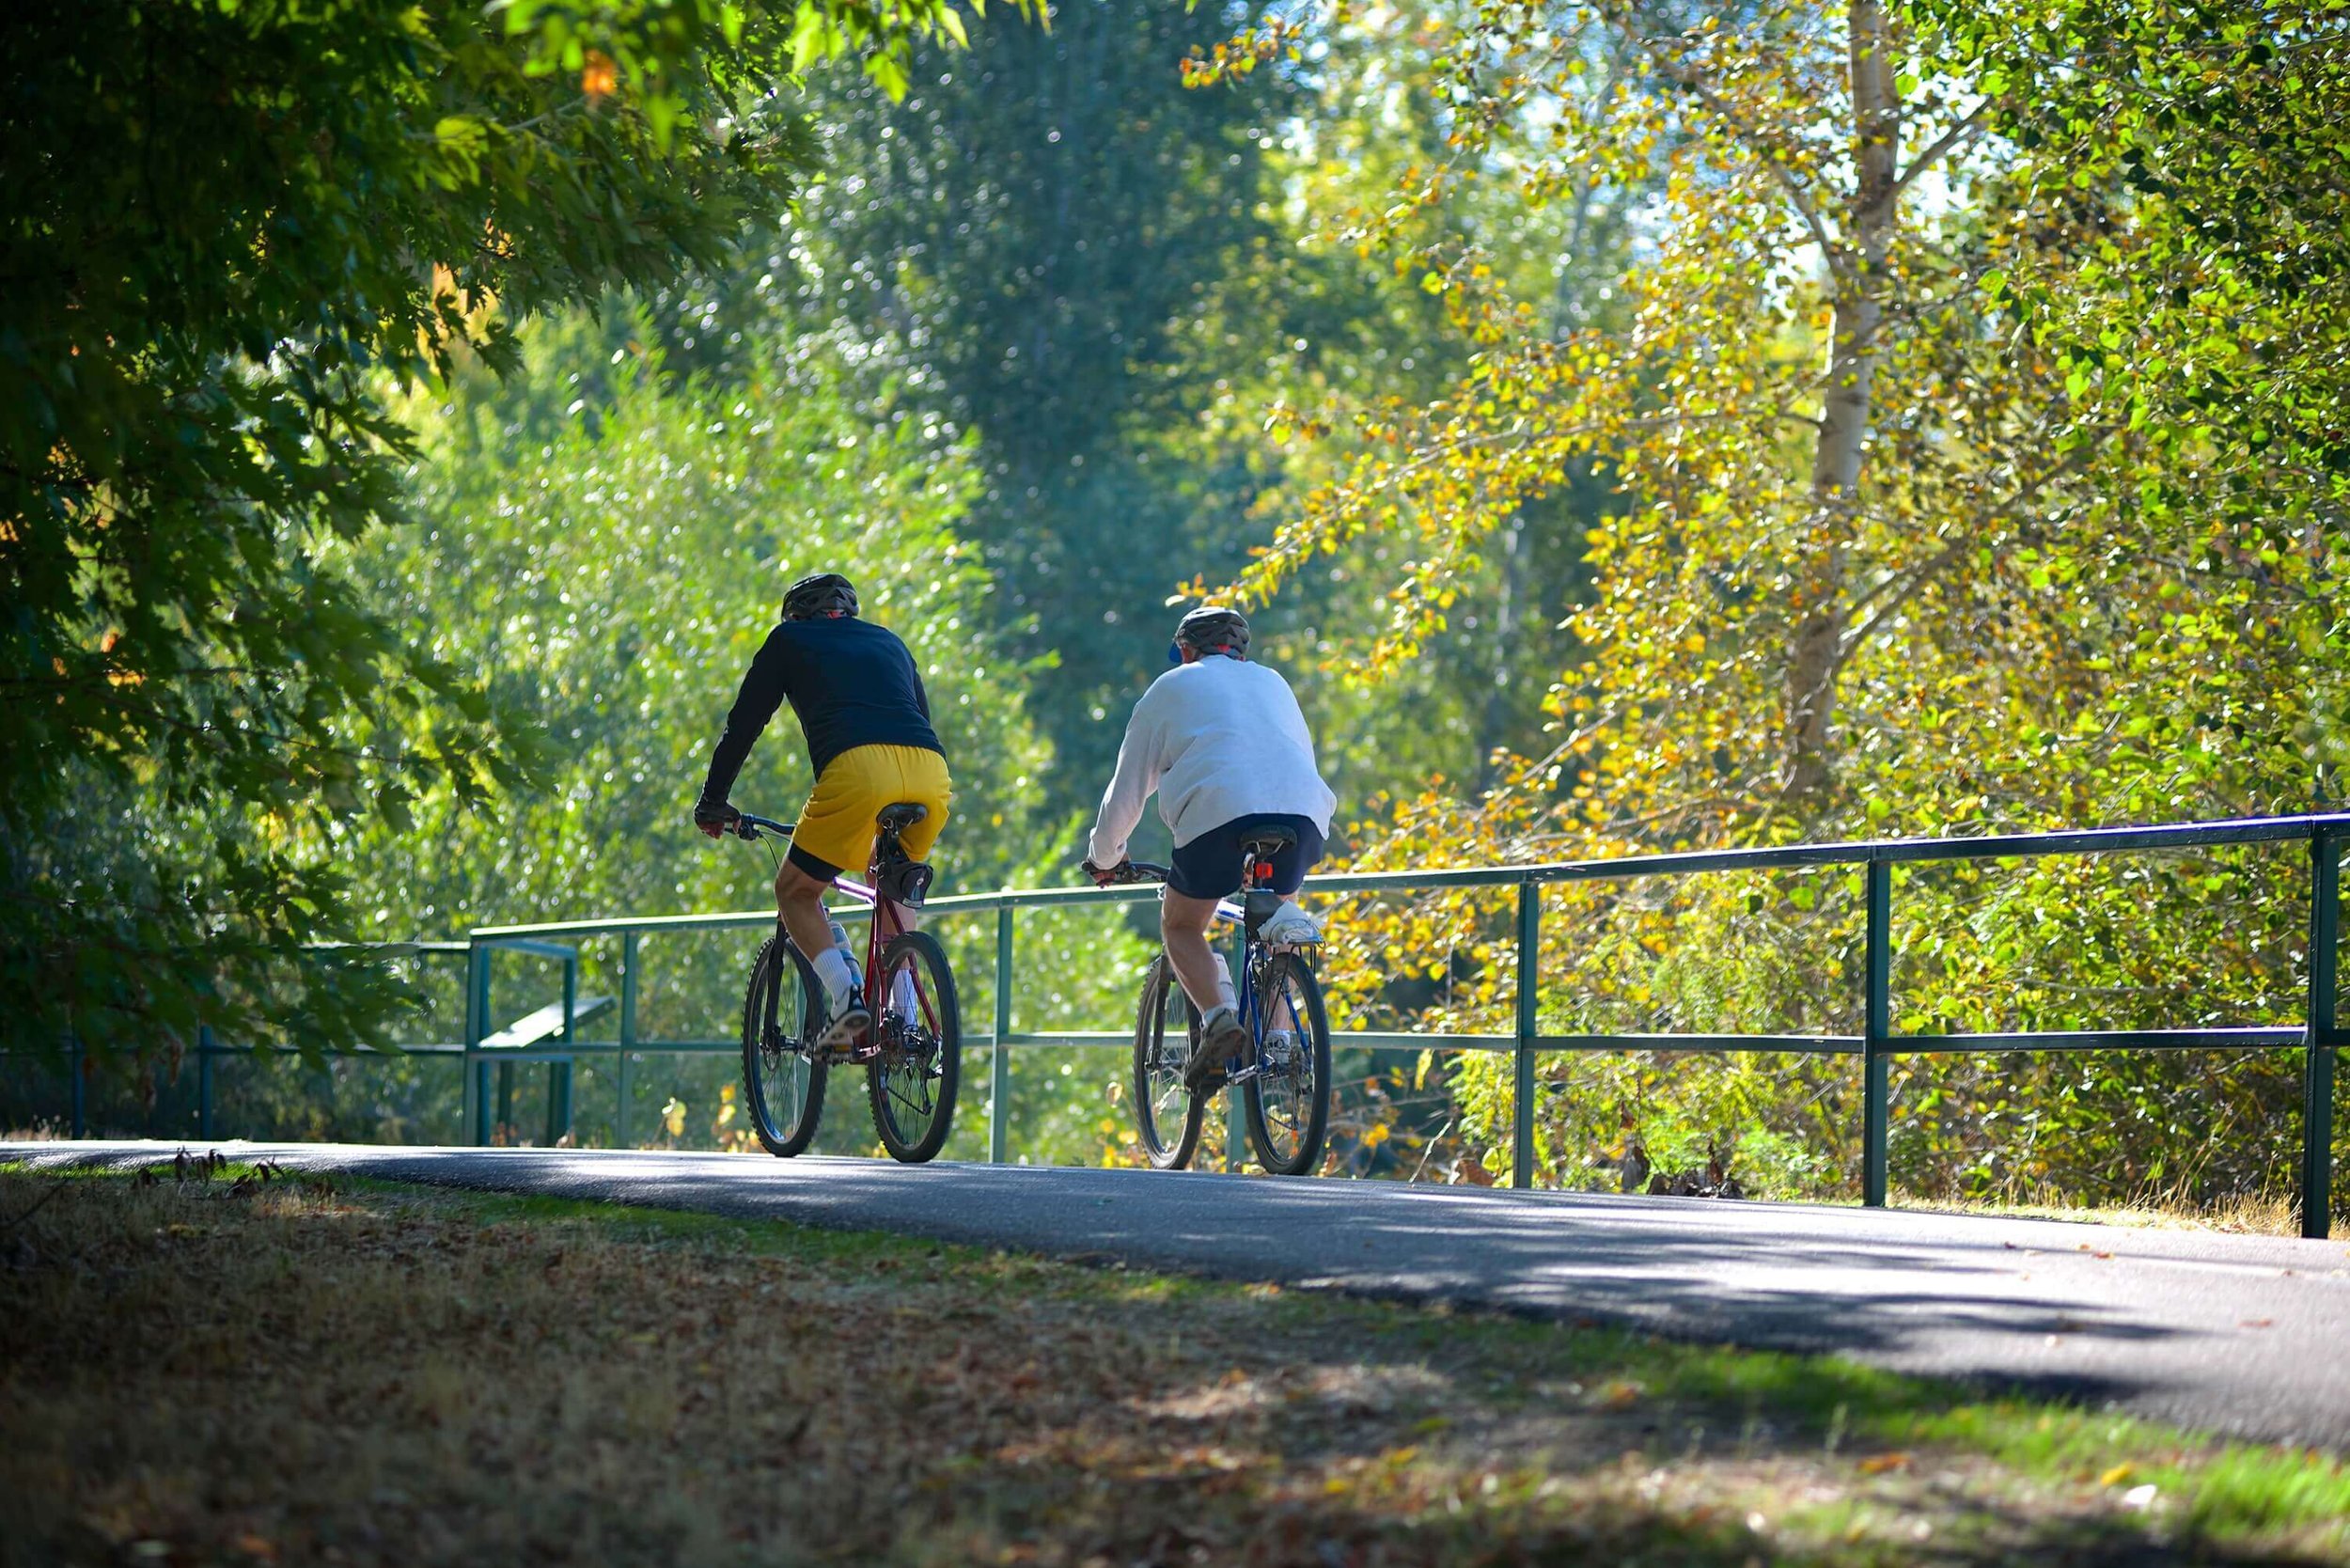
[92,812,2350,1237]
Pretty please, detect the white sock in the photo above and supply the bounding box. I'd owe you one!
[813,946,859,1014]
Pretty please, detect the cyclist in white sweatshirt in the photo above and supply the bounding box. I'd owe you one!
[1084,605,1337,1090]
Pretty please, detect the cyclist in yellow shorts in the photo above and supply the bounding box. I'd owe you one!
[695,572,952,1047]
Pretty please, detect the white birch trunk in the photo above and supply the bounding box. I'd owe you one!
[1781,0,1898,800]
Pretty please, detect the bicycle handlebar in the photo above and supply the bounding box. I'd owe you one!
[732,812,795,841]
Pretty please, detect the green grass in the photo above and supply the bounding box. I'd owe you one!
[3,1163,2346,1566]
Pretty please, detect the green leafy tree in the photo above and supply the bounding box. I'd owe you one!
[352,310,1057,929]
[0,0,1021,1076]
[274,309,1147,1154]
[775,0,1296,803]
[1200,0,2347,1208]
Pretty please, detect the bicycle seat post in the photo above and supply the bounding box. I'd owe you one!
[1239,842,1286,944]
[871,802,935,916]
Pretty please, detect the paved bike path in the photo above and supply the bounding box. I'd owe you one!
[13,1140,2350,1450]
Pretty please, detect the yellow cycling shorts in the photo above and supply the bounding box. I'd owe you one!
[789,744,952,881]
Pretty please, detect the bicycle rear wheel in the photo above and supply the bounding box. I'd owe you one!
[868,930,961,1163]
[1244,951,1331,1176]
[742,933,827,1157]
[1131,953,1204,1169]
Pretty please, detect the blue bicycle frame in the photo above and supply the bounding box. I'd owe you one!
[1208,881,1306,1086]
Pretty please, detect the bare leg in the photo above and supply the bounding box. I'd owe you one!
[1160,891,1234,1016]
[774,860,841,971]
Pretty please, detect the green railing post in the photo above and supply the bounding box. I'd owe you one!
[617,932,639,1149]
[1512,879,1540,1189]
[196,1025,215,1141]
[991,903,1013,1164]
[1862,857,1892,1207]
[465,943,492,1146]
[461,951,475,1143]
[546,951,577,1147]
[2303,827,2340,1240]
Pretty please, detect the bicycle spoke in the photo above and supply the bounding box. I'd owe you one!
[866,929,959,1162]
[1241,959,1335,1175]
[744,937,826,1157]
[889,1074,934,1118]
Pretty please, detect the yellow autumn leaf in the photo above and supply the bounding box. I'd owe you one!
[581,50,618,102]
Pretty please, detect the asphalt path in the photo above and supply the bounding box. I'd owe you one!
[13,1139,2350,1450]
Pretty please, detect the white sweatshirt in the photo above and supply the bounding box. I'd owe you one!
[1088,655,1338,866]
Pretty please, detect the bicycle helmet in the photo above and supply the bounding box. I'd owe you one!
[783,572,858,620]
[1172,604,1250,659]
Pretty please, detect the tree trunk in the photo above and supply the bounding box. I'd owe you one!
[1781,0,1898,802]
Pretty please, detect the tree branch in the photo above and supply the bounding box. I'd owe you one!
[1894,105,1985,196]
[1831,440,2099,670]
[1603,6,1846,276]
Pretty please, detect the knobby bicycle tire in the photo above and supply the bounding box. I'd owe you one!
[1244,950,1331,1176]
[867,929,961,1163]
[1131,953,1205,1170]
[742,933,827,1157]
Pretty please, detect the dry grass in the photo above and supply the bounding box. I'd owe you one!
[1891,1186,2319,1237]
[4,1166,2349,1568]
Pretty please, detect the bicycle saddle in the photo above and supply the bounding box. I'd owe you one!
[876,802,929,832]
[1239,826,1297,856]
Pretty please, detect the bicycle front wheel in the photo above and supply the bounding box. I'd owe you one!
[1131,953,1204,1170]
[742,933,827,1157]
[1244,951,1331,1176]
[868,930,961,1163]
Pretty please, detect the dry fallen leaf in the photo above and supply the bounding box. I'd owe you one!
[2100,1463,2135,1487]
[1857,1451,1911,1475]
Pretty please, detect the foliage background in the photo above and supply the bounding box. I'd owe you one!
[6,0,2343,1215]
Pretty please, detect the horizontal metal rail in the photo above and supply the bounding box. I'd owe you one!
[467,811,2350,937]
[54,811,2347,1235]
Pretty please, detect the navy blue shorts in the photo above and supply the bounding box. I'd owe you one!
[1167,813,1324,901]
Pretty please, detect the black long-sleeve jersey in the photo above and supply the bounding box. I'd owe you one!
[697,616,943,811]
